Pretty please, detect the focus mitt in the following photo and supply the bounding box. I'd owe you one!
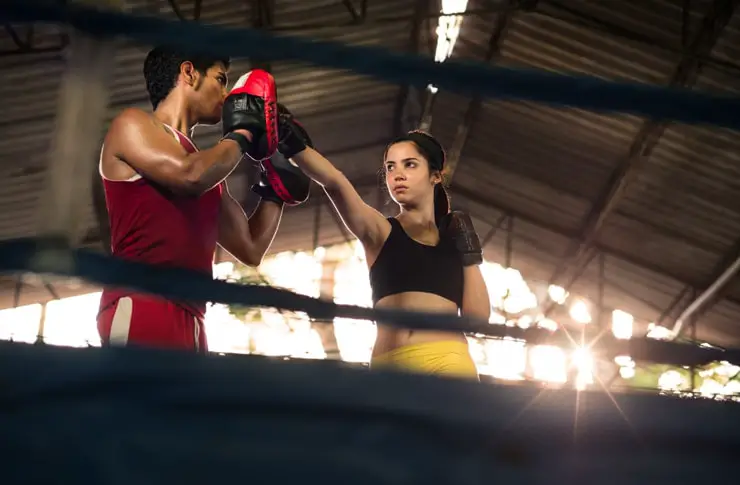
[221,70,278,162]
[253,151,311,206]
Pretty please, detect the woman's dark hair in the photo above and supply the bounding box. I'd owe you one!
[143,46,231,110]
[383,130,450,227]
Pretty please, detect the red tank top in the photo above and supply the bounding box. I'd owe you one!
[99,125,223,319]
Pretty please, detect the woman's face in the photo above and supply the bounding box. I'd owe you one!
[384,141,441,206]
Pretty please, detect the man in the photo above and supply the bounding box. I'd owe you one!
[96,46,310,352]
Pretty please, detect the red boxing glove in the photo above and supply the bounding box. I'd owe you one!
[221,69,279,162]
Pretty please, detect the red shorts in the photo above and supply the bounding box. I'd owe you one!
[97,294,207,352]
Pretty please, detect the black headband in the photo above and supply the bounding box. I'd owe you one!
[398,131,445,172]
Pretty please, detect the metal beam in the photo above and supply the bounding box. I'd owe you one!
[3,23,29,50]
[542,0,739,300]
[544,0,740,77]
[13,277,22,308]
[670,239,740,337]
[446,184,740,302]
[44,281,59,300]
[445,0,516,183]
[166,0,186,20]
[480,214,509,247]
[391,0,428,137]
[270,6,513,32]
[0,24,68,57]
[250,0,273,73]
[342,0,362,23]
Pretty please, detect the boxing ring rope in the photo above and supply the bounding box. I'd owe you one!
[4,0,740,128]
[1,237,738,368]
[2,2,740,484]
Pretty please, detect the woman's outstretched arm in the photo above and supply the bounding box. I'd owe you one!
[278,108,390,249]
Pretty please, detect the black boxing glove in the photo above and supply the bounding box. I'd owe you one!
[253,151,311,206]
[440,211,483,266]
[276,103,313,159]
[221,70,279,162]
[251,172,285,206]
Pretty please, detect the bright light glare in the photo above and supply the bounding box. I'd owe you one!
[569,300,592,324]
[0,303,41,343]
[548,285,568,304]
[481,263,538,315]
[2,239,736,400]
[658,370,685,391]
[212,262,234,280]
[611,309,634,339]
[530,345,568,383]
[44,292,101,347]
[434,0,469,63]
[205,303,251,354]
[333,245,375,363]
[572,347,594,389]
[620,366,636,379]
[480,337,526,380]
[537,317,559,332]
[646,323,672,340]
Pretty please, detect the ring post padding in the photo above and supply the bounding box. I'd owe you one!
[35,0,122,256]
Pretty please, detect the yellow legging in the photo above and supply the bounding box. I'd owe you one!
[371,341,479,380]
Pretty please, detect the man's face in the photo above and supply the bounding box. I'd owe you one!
[191,62,228,125]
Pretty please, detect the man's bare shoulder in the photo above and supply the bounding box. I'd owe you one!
[105,108,172,155]
[108,108,155,136]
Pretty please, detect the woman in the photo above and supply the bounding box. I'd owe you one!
[278,106,491,379]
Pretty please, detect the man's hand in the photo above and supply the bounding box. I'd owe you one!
[252,152,311,206]
[221,69,279,162]
[276,103,313,159]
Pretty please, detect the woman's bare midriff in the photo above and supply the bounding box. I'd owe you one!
[372,292,467,357]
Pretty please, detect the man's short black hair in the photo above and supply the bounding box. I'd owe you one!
[143,47,231,110]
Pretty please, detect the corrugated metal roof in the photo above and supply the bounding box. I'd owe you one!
[432,0,740,346]
[1,0,739,348]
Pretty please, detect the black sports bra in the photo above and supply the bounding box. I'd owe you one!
[369,218,464,309]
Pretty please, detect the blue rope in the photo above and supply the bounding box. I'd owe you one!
[0,238,737,366]
[3,1,740,129]
[3,342,739,485]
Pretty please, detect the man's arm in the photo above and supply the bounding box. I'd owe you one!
[217,183,283,267]
[107,108,248,196]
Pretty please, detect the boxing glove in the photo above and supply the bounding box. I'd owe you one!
[440,211,483,266]
[251,172,284,206]
[276,103,313,159]
[221,70,279,162]
[252,151,311,206]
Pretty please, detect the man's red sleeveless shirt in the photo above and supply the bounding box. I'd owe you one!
[99,125,223,319]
